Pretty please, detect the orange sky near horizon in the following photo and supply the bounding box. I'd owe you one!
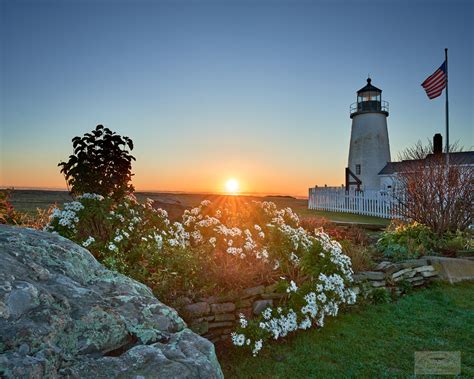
[0,154,344,197]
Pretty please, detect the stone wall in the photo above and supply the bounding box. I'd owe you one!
[352,258,439,297]
[179,284,284,343]
[179,258,440,342]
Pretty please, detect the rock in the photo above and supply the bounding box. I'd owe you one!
[200,294,236,304]
[352,273,367,283]
[362,271,385,280]
[399,259,428,269]
[392,268,414,279]
[183,302,210,317]
[370,280,386,288]
[235,298,254,309]
[210,302,235,314]
[414,265,435,273]
[189,321,209,335]
[242,285,265,298]
[208,322,233,329]
[260,293,285,300]
[253,299,273,315]
[374,261,392,271]
[0,225,223,379]
[420,271,438,278]
[426,256,474,283]
[214,313,235,322]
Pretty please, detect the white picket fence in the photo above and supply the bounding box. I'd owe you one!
[308,187,402,219]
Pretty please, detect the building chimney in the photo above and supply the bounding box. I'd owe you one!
[433,133,443,155]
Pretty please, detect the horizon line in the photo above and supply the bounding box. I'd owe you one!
[0,186,308,199]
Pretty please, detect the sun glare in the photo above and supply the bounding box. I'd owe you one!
[225,178,239,194]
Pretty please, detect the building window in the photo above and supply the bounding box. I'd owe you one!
[356,164,361,175]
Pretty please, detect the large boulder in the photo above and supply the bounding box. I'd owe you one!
[0,225,223,378]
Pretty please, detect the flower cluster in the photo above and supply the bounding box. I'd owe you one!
[46,195,356,353]
[231,231,357,356]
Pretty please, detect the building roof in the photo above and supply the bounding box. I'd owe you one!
[357,78,382,94]
[378,151,474,175]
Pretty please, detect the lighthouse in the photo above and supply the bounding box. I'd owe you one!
[346,78,391,190]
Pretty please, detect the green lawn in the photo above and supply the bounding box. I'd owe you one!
[220,283,474,378]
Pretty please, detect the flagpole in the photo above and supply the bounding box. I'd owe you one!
[445,48,449,165]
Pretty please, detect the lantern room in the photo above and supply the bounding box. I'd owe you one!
[350,78,389,118]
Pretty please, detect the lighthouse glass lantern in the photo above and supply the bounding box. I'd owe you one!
[357,78,382,112]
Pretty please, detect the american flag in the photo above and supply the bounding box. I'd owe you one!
[421,61,447,99]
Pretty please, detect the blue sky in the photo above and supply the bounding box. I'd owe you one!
[1,0,472,195]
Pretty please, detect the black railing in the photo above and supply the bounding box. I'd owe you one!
[350,100,389,116]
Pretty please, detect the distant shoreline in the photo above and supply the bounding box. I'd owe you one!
[1,187,308,200]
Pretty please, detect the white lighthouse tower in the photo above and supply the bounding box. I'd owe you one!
[346,78,391,190]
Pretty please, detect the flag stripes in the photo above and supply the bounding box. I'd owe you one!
[421,61,447,99]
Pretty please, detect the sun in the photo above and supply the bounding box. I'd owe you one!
[225,178,239,194]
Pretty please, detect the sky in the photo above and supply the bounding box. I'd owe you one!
[1,0,473,197]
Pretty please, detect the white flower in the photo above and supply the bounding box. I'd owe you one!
[262,308,272,320]
[252,339,263,356]
[82,236,95,247]
[286,280,298,293]
[238,314,248,328]
[231,333,246,347]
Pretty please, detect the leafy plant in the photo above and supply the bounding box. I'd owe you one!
[58,125,135,201]
[45,196,358,355]
[339,240,375,272]
[369,288,391,304]
[0,189,18,224]
[376,222,438,261]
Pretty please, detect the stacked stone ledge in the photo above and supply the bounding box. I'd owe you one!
[180,284,284,343]
[352,258,439,297]
[180,258,440,343]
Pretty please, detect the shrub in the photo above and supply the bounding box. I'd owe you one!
[0,189,53,229]
[369,288,391,304]
[300,217,369,246]
[339,240,375,271]
[45,194,200,301]
[394,141,473,235]
[0,189,18,224]
[376,222,438,261]
[231,230,356,356]
[58,125,135,201]
[46,196,357,353]
[439,230,474,255]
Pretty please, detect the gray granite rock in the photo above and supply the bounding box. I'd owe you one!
[0,225,223,379]
[252,299,273,315]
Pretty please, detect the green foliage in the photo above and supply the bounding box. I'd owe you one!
[397,279,413,295]
[368,288,391,305]
[0,189,18,225]
[45,194,203,302]
[339,240,375,271]
[58,125,135,200]
[376,222,438,261]
[377,221,473,261]
[440,230,474,254]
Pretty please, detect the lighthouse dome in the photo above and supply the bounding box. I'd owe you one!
[350,78,389,118]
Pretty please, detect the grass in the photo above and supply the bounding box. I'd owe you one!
[219,282,474,378]
[8,189,388,225]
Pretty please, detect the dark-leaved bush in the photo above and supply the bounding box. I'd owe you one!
[58,125,135,200]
